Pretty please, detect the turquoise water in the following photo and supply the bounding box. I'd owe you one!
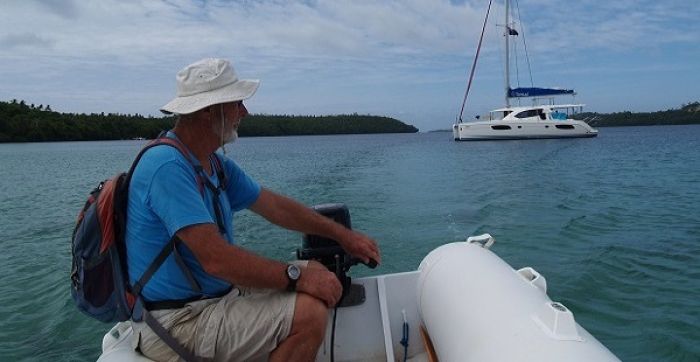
[0,126,699,361]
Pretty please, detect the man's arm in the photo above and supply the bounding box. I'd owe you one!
[177,224,342,307]
[249,188,381,265]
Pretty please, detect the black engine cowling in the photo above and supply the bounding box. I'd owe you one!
[297,203,366,307]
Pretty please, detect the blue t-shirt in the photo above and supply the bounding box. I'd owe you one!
[126,136,260,302]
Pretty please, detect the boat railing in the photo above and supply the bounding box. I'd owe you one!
[582,116,600,125]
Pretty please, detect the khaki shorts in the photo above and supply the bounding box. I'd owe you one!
[132,287,297,362]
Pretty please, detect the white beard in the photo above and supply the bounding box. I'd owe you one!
[224,129,238,144]
[213,117,239,144]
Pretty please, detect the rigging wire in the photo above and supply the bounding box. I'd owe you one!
[457,0,493,123]
[514,0,535,87]
[506,0,523,106]
[513,40,522,106]
[513,32,521,88]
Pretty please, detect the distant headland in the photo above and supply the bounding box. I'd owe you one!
[574,102,700,127]
[0,100,418,142]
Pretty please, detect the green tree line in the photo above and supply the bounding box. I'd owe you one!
[0,100,417,142]
[574,101,700,127]
[238,114,417,136]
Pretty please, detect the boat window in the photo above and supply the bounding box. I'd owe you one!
[514,109,539,118]
[538,109,546,120]
[551,111,567,120]
[491,125,511,130]
[556,124,575,129]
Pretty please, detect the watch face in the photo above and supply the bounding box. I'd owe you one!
[287,265,301,280]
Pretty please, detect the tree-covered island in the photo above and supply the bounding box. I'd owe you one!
[573,102,700,127]
[0,99,418,142]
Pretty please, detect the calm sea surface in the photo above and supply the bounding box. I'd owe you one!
[0,126,699,361]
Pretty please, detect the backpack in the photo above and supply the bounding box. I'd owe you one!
[70,133,226,361]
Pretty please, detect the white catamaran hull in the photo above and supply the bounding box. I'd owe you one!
[453,0,599,142]
[97,235,618,362]
[453,119,598,141]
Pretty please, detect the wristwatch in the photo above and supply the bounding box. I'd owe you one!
[285,264,301,292]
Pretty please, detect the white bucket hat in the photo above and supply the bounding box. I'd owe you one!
[161,58,259,115]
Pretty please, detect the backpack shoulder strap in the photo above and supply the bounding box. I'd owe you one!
[131,236,201,297]
[123,135,205,194]
[210,153,227,191]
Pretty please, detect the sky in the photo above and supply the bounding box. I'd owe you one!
[1,0,698,131]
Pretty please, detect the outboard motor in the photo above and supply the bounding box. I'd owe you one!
[297,203,368,307]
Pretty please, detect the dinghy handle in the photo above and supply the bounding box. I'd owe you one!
[466,233,495,249]
[517,267,548,293]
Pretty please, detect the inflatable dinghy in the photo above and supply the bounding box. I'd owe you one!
[98,232,619,361]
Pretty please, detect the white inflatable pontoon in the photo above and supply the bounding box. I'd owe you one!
[97,234,620,361]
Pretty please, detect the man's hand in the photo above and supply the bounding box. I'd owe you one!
[339,230,381,266]
[296,262,342,308]
[250,188,382,267]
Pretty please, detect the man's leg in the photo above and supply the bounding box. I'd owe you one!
[270,266,330,362]
[269,293,328,362]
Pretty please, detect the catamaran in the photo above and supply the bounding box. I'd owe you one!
[453,0,598,141]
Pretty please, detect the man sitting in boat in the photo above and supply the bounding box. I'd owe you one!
[126,58,381,361]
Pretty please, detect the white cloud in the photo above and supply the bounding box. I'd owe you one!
[0,0,698,130]
[34,0,80,19]
[0,33,54,49]
[2,1,484,62]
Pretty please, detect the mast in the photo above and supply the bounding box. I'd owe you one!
[504,0,511,108]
